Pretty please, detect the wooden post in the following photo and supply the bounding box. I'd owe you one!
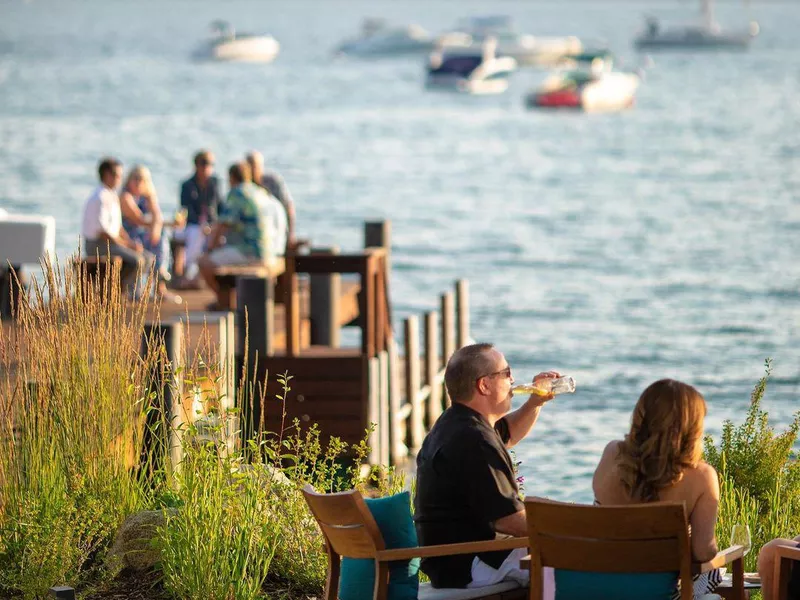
[404,316,423,454]
[236,275,275,360]
[360,256,376,357]
[309,247,341,347]
[285,255,301,357]
[378,350,390,466]
[456,279,470,349]
[0,264,23,320]
[425,311,442,425]
[368,356,380,465]
[388,338,405,465]
[221,311,235,412]
[365,220,391,276]
[441,291,455,408]
[141,319,184,478]
[236,276,274,455]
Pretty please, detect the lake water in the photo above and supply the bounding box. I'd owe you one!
[1,0,799,502]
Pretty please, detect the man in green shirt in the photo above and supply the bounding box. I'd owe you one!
[198,161,287,309]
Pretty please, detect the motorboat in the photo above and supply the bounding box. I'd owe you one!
[426,37,517,95]
[195,20,280,63]
[634,0,759,50]
[525,52,641,112]
[437,15,583,67]
[336,18,436,57]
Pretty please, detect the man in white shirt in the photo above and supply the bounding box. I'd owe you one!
[81,157,152,293]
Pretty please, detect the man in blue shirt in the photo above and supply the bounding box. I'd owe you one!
[175,149,222,287]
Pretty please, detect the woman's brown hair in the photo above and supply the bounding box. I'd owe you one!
[617,379,707,502]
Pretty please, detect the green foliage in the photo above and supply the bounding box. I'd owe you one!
[0,261,405,599]
[704,359,800,572]
[0,259,156,598]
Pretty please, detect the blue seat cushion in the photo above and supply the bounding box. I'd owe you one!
[339,491,420,600]
[555,570,678,600]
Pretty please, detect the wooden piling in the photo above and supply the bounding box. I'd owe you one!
[456,279,470,349]
[424,311,442,426]
[237,275,275,360]
[441,291,455,408]
[404,315,423,454]
[140,319,184,476]
[365,220,391,276]
[388,338,405,465]
[309,247,341,347]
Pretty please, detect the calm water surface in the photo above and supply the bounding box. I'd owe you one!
[1,0,799,501]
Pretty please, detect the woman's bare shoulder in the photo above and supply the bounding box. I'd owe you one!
[684,461,720,491]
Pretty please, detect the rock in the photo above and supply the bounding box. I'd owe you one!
[107,508,177,572]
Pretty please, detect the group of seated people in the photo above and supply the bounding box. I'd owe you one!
[414,343,800,599]
[80,149,293,307]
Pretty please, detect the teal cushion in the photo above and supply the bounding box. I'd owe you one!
[555,570,678,600]
[339,492,420,600]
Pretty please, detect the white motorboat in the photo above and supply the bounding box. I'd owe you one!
[426,38,517,95]
[634,0,759,50]
[195,20,280,63]
[525,52,641,112]
[437,15,583,67]
[336,18,435,57]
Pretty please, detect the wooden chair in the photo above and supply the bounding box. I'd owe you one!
[775,544,800,600]
[523,497,746,600]
[301,485,529,600]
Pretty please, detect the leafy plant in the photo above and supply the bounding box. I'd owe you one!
[704,359,800,572]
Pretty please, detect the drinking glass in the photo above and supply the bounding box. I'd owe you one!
[730,523,752,556]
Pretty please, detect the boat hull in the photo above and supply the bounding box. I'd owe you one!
[338,36,434,57]
[635,31,752,50]
[426,56,517,95]
[527,72,639,112]
[208,36,280,62]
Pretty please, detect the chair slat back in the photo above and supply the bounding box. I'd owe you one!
[525,497,694,600]
[302,485,385,559]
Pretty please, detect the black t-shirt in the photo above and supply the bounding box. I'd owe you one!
[413,402,524,588]
[180,174,222,225]
[790,541,800,600]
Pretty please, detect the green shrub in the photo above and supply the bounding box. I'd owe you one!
[704,359,800,572]
[0,259,157,598]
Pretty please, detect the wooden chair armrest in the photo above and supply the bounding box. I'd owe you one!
[776,545,800,561]
[376,537,528,562]
[695,544,745,574]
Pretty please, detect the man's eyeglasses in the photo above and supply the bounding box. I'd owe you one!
[476,366,512,382]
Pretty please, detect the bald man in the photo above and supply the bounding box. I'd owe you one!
[246,151,295,246]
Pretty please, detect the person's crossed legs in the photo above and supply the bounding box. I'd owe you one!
[758,535,800,600]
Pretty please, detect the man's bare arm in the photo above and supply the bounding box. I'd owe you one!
[503,371,560,447]
[494,510,527,537]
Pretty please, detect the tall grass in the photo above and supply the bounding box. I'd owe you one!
[704,359,800,572]
[0,257,406,599]
[0,258,159,597]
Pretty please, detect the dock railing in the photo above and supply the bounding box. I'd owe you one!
[378,279,470,466]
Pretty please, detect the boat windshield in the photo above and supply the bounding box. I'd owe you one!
[430,55,482,76]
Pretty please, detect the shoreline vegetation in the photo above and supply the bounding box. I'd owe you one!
[1,261,798,599]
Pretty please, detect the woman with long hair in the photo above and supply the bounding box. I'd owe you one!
[592,379,722,599]
[120,165,182,302]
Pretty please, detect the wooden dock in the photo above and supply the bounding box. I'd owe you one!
[1,220,472,468]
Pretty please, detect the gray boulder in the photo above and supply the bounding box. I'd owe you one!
[107,508,177,572]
